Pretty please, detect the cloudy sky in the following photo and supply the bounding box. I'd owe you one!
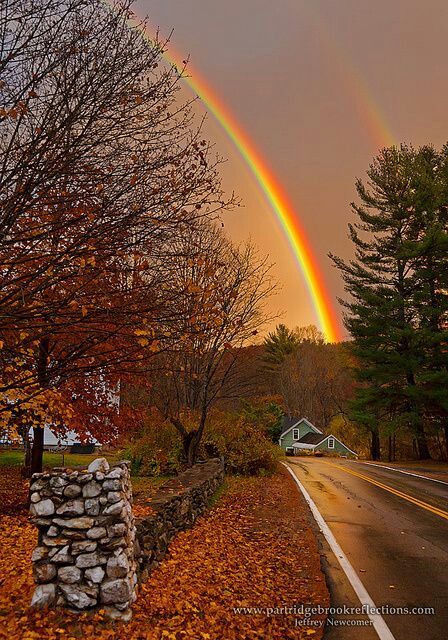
[138,0,448,338]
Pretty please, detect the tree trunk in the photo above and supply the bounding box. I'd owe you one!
[370,429,381,460]
[435,431,445,461]
[388,435,392,462]
[31,427,44,475]
[30,336,50,475]
[405,371,431,460]
[22,430,32,479]
[182,431,200,467]
[444,424,448,462]
[415,423,431,460]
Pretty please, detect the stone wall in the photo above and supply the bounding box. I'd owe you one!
[29,458,137,621]
[29,457,224,619]
[135,458,224,579]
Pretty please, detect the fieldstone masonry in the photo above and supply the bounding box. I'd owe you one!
[29,458,137,621]
[135,458,225,579]
[29,456,225,621]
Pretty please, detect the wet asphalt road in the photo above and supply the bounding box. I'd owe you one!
[288,458,448,640]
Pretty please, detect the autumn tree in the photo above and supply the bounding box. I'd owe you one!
[0,0,233,472]
[148,222,276,465]
[279,341,353,429]
[293,324,325,345]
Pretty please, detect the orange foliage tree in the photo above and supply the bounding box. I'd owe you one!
[0,0,235,473]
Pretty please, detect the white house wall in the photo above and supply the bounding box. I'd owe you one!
[28,426,101,447]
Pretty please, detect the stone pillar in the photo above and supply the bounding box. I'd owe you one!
[29,458,137,621]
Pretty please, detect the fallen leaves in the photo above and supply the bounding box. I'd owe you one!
[0,466,28,516]
[0,467,329,639]
[132,504,154,518]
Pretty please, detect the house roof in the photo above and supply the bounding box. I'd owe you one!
[295,432,326,445]
[280,416,301,435]
[293,432,358,456]
[280,416,323,437]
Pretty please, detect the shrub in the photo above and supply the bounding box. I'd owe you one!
[123,418,182,477]
[239,399,284,443]
[200,411,282,475]
[122,407,281,477]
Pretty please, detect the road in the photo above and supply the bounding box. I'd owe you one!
[288,457,448,640]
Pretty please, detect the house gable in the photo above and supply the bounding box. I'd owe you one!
[314,434,358,457]
[279,417,322,450]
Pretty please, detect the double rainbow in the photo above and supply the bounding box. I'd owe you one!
[167,50,343,343]
[119,8,396,343]
[163,48,342,343]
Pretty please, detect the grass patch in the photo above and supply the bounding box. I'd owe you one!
[208,479,228,509]
[0,449,120,470]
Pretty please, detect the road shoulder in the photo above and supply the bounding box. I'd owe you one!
[286,461,384,640]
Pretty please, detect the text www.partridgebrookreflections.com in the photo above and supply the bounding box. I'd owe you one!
[232,604,435,617]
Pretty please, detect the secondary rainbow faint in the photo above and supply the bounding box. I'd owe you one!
[117,11,343,342]
[307,3,395,150]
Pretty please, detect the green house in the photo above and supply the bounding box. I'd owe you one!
[279,417,357,457]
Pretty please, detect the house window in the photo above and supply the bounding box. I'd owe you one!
[293,428,299,441]
[328,437,335,449]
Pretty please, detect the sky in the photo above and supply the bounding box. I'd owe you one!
[138,0,448,339]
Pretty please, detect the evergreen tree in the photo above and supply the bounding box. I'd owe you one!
[331,144,448,460]
[262,324,299,370]
[409,146,448,457]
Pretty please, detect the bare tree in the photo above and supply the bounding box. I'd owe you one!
[280,342,354,429]
[148,222,276,465]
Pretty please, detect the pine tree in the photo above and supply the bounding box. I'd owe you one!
[409,146,448,457]
[263,324,299,370]
[331,144,448,460]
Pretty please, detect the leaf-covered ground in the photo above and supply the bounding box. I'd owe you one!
[0,465,329,639]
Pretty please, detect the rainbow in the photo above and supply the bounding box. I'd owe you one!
[164,50,342,343]
[347,73,395,149]
[307,3,395,149]
[115,9,350,342]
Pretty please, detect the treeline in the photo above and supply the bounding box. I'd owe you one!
[0,0,274,473]
[259,144,448,461]
[262,324,353,428]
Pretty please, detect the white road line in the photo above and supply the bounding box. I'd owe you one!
[355,461,448,487]
[284,463,396,640]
